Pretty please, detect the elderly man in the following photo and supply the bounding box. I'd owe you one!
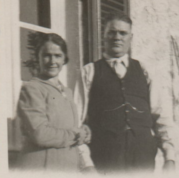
[76,12,175,173]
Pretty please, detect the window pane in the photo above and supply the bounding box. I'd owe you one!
[20,0,51,28]
[82,0,129,64]
[20,27,34,81]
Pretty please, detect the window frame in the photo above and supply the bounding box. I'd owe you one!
[82,0,130,64]
[10,0,66,117]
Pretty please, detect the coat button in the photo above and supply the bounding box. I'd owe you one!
[121,87,125,90]
[126,110,130,113]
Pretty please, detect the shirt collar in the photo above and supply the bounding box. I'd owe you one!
[103,53,129,67]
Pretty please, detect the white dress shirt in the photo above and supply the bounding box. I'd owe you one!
[74,53,176,163]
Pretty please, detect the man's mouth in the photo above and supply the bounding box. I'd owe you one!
[48,66,58,68]
[111,41,123,46]
[112,43,123,47]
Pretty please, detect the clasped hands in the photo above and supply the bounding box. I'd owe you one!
[73,125,91,145]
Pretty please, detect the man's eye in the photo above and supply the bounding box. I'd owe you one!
[55,54,62,58]
[109,31,117,35]
[120,31,127,36]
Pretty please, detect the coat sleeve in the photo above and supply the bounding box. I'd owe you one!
[18,83,78,148]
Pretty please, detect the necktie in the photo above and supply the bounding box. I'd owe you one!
[113,60,127,79]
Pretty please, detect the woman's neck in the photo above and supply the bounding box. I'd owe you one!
[38,75,59,86]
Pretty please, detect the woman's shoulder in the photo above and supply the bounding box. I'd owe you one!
[21,78,45,93]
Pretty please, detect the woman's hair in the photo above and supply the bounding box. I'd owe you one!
[25,32,69,70]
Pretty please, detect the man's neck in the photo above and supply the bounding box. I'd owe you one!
[103,53,129,67]
[103,53,128,59]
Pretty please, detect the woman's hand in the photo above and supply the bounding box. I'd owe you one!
[76,125,92,145]
[82,125,91,144]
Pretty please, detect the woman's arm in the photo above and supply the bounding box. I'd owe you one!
[18,83,79,148]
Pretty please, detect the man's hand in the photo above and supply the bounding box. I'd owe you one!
[163,160,175,171]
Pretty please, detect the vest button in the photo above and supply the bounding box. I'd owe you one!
[122,87,125,90]
[126,110,130,113]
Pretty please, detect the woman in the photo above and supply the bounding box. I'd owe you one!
[16,32,93,171]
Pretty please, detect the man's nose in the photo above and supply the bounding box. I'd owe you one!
[113,32,122,40]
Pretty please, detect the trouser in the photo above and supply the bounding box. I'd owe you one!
[90,128,157,173]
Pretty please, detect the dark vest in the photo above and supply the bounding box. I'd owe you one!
[87,58,156,171]
[88,58,153,135]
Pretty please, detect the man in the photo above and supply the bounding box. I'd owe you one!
[76,12,175,173]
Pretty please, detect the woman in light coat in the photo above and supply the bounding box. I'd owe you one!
[16,33,93,172]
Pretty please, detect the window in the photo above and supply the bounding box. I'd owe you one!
[20,0,51,28]
[8,0,67,168]
[81,0,129,64]
[10,0,65,110]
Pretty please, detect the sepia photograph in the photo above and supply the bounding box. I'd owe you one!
[1,0,179,177]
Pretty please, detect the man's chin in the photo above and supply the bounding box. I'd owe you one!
[110,51,124,58]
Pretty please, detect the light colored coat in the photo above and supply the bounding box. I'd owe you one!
[16,77,81,171]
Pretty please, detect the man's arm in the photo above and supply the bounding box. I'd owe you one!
[140,63,176,170]
[74,63,96,171]
[74,63,95,124]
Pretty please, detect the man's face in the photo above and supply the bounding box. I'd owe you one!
[104,19,132,58]
[38,41,65,79]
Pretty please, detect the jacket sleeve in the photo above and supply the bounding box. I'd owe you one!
[18,83,78,148]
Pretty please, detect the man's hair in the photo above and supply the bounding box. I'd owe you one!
[104,11,132,27]
[25,32,69,68]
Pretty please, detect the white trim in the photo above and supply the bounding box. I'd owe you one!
[19,21,52,33]
[0,0,14,118]
[50,0,66,38]
[11,0,21,117]
[0,0,10,171]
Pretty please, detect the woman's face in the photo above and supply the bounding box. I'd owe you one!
[38,41,65,79]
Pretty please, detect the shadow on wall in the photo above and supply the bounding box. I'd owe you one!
[7,117,23,169]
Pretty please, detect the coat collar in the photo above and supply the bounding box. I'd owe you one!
[31,77,67,97]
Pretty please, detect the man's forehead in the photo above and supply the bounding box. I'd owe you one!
[106,19,131,26]
[105,20,132,31]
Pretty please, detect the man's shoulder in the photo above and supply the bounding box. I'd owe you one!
[130,58,140,63]
[130,58,143,68]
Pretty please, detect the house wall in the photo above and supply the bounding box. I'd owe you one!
[130,0,179,171]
